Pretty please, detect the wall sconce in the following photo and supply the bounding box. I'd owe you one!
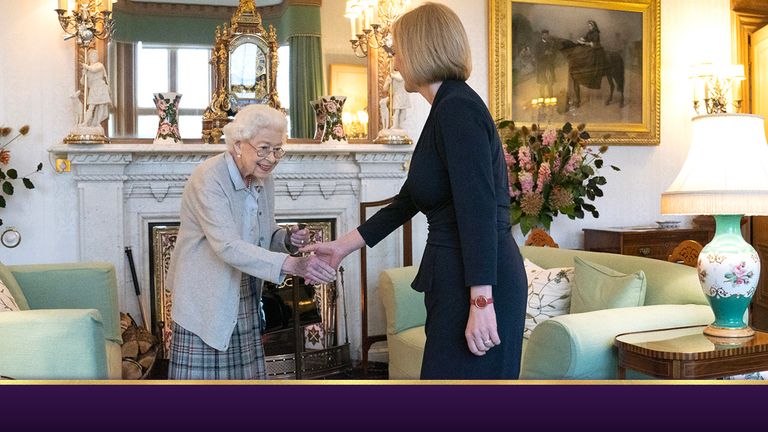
[55,0,115,144]
[346,0,411,58]
[689,63,745,115]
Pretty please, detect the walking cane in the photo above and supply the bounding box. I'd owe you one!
[125,247,150,331]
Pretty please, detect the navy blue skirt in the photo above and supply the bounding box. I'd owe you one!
[419,230,527,379]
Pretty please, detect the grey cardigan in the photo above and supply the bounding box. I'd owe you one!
[166,152,291,351]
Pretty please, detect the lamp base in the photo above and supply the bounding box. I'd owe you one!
[703,324,755,338]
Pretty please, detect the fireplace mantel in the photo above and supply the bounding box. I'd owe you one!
[49,141,415,363]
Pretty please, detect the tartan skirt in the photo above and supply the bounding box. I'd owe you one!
[168,274,266,380]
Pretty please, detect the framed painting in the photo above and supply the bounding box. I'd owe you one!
[329,64,368,117]
[489,0,660,145]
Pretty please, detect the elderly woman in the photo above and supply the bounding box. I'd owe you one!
[301,3,526,379]
[166,104,336,380]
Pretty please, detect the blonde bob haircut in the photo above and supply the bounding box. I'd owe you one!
[391,2,471,87]
[222,104,287,150]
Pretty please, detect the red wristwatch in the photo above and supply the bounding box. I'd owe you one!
[470,295,494,309]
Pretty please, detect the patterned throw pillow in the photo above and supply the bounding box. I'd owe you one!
[0,279,20,312]
[523,258,574,339]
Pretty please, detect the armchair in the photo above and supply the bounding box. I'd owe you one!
[0,262,122,380]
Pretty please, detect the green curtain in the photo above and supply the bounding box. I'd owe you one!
[289,34,323,139]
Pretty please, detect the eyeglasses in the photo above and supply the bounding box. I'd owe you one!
[245,142,286,159]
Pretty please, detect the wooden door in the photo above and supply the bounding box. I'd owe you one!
[750,23,768,330]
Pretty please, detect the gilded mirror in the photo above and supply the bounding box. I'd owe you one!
[202,1,280,143]
[229,36,270,106]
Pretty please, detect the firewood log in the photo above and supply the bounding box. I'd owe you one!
[122,359,143,380]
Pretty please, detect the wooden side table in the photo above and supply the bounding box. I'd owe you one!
[615,325,768,379]
[583,226,711,261]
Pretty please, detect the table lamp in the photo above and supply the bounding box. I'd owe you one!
[661,113,768,337]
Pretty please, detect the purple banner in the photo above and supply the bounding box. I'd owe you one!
[0,383,762,427]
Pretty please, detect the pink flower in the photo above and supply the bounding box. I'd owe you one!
[536,162,551,192]
[333,124,345,138]
[324,101,338,113]
[158,122,171,136]
[552,155,562,172]
[503,147,515,167]
[563,152,582,174]
[542,129,557,147]
[519,171,534,194]
[518,146,532,171]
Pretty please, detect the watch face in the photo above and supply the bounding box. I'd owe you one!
[1,228,21,248]
[474,295,488,308]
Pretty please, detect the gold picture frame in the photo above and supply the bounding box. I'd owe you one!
[329,63,369,138]
[489,0,660,145]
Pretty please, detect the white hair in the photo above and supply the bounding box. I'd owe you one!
[222,104,287,149]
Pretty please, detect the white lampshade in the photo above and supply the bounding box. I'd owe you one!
[661,113,768,215]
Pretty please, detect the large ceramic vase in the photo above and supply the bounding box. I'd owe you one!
[320,95,347,144]
[310,99,326,141]
[153,92,183,144]
[698,214,759,338]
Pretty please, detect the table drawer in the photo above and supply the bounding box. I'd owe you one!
[583,227,712,262]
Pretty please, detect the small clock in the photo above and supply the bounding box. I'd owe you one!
[1,227,21,248]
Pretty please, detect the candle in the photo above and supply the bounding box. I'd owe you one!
[350,16,356,39]
[58,0,67,10]
[364,7,373,29]
[105,0,113,12]
[732,78,743,104]
[531,98,538,107]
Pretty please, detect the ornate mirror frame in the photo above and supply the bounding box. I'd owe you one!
[489,0,660,146]
[203,0,281,143]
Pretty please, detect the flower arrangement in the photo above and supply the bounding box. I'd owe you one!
[0,124,43,227]
[498,120,620,235]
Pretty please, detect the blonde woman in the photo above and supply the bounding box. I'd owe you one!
[166,104,336,380]
[302,3,526,379]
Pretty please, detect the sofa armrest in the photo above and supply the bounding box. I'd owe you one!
[520,304,714,379]
[0,309,109,380]
[379,266,423,335]
[8,262,121,344]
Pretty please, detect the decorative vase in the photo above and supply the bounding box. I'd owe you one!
[320,95,347,144]
[698,214,759,338]
[153,92,183,144]
[310,99,326,141]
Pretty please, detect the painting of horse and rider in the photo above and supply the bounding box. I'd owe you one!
[509,2,644,125]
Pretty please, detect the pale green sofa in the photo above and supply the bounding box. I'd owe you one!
[379,246,714,380]
[0,262,122,380]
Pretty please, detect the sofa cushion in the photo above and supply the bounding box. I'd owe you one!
[0,261,29,310]
[571,257,647,313]
[523,259,573,339]
[520,246,706,306]
[379,266,424,334]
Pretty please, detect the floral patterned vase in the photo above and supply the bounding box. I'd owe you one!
[310,99,326,141]
[320,95,347,144]
[698,214,759,337]
[153,92,183,144]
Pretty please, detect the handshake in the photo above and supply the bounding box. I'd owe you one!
[280,224,350,286]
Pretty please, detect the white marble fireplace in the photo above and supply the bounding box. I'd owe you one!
[49,142,417,362]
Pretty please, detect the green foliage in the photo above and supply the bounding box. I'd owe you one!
[0,124,42,227]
